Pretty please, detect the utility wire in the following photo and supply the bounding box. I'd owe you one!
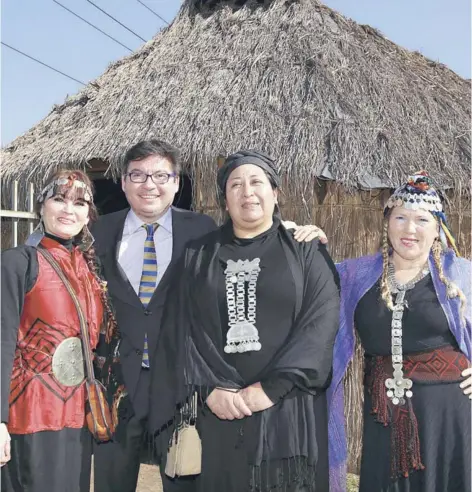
[53,0,133,52]
[1,42,86,85]
[85,0,147,42]
[136,0,169,25]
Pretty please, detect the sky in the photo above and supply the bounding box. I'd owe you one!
[1,0,470,146]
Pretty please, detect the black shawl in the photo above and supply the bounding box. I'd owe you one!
[149,222,340,477]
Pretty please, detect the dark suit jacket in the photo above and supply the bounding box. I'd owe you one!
[91,207,217,412]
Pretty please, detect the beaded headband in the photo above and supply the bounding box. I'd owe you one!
[385,171,442,213]
[38,176,93,204]
[384,171,459,256]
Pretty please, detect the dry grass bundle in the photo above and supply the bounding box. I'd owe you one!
[1,0,470,201]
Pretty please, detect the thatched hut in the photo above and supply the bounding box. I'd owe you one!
[1,0,470,473]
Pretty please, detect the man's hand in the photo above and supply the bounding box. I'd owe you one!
[282,221,328,244]
[206,388,253,420]
[0,423,11,467]
[240,382,274,413]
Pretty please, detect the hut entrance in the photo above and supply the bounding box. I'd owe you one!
[90,173,194,216]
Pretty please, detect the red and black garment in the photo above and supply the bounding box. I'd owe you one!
[366,345,470,479]
[3,236,103,434]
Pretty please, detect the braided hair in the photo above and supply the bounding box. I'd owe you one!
[380,218,394,310]
[431,238,466,318]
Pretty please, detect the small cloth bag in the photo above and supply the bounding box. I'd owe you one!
[165,393,202,478]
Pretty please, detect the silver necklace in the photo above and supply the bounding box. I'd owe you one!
[224,258,262,354]
[385,262,430,405]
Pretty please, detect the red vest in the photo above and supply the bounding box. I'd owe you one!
[8,237,103,434]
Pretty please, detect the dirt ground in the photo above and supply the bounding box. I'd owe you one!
[91,467,360,492]
[135,465,163,492]
[91,463,163,492]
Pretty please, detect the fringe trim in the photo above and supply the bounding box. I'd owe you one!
[150,386,317,491]
[366,357,425,479]
[249,456,316,492]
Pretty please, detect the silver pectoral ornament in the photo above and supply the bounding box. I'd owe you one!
[386,263,429,405]
[224,258,262,354]
[52,337,85,386]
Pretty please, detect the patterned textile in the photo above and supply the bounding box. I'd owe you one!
[366,346,470,478]
[8,237,102,434]
[138,223,159,368]
[328,250,471,492]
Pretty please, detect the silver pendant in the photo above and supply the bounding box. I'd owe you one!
[224,258,262,354]
[52,337,85,386]
[385,374,413,405]
[224,321,262,353]
[386,262,429,405]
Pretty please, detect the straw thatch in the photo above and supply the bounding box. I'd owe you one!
[2,0,470,192]
[1,0,471,474]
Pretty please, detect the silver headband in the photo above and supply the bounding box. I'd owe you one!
[38,177,93,203]
[385,173,443,213]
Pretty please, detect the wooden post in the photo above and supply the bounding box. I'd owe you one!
[28,182,35,235]
[12,181,18,247]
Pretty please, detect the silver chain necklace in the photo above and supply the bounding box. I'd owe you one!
[224,258,262,354]
[385,262,430,405]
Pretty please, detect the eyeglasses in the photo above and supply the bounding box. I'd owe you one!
[125,171,177,184]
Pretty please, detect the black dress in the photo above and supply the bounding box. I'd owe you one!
[355,276,471,492]
[195,222,330,492]
[1,235,92,492]
[149,219,340,492]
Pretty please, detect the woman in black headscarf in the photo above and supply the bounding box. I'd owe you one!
[150,150,340,492]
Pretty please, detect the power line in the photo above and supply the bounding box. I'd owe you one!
[1,42,87,86]
[53,0,133,52]
[85,0,147,43]
[136,0,169,26]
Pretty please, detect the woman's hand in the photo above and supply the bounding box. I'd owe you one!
[0,423,11,467]
[240,382,274,412]
[460,368,472,399]
[281,222,328,244]
[206,389,252,420]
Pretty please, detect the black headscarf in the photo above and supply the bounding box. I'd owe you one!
[217,150,280,200]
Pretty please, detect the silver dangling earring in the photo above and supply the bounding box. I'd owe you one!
[79,224,95,252]
[25,218,45,247]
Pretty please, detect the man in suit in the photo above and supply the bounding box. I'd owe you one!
[92,140,216,492]
[92,139,324,492]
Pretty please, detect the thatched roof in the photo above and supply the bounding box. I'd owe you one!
[2,0,470,194]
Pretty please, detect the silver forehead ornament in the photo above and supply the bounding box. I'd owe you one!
[39,178,92,203]
[385,189,442,213]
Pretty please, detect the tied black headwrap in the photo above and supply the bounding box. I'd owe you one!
[217,150,280,199]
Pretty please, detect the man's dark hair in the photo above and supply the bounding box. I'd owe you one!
[122,139,181,175]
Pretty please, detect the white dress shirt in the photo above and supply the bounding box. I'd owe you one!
[117,208,173,295]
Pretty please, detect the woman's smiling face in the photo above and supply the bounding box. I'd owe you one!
[41,193,90,239]
[387,206,439,262]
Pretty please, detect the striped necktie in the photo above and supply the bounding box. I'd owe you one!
[139,223,158,368]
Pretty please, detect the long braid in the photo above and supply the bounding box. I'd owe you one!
[380,219,394,310]
[82,244,118,342]
[431,239,466,319]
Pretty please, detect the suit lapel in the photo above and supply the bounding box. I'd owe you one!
[101,211,143,309]
[104,207,190,308]
[148,208,188,304]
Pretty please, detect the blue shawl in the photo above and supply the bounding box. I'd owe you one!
[327,250,471,492]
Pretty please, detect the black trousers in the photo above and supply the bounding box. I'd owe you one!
[93,370,196,492]
[2,427,91,492]
[93,415,196,492]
